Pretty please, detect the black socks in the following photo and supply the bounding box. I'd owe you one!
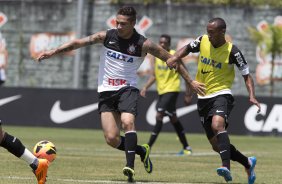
[172,121,189,149]
[148,119,163,147]
[217,131,231,170]
[124,132,137,169]
[0,132,25,158]
[230,144,250,169]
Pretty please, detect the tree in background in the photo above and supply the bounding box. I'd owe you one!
[248,21,282,96]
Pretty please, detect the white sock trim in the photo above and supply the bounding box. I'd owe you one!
[217,131,227,136]
[125,130,136,134]
[20,148,37,165]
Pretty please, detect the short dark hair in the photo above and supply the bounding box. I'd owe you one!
[160,34,171,44]
[117,6,136,22]
[209,17,226,30]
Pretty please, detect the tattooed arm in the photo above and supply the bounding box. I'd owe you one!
[142,39,170,61]
[36,31,106,62]
[142,39,206,96]
[142,39,192,81]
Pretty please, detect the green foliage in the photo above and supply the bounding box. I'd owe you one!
[271,26,282,56]
[249,25,282,57]
[248,26,269,56]
[248,24,282,95]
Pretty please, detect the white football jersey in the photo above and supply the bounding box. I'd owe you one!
[98,29,147,92]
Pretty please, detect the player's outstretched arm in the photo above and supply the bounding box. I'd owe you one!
[142,39,171,62]
[143,39,205,96]
[243,74,261,113]
[166,45,189,69]
[140,59,156,98]
[177,61,205,96]
[36,31,106,62]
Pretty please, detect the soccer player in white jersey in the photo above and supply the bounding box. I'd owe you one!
[36,6,205,182]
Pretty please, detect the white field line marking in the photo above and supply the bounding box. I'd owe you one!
[0,176,205,184]
[91,150,253,158]
[1,150,253,160]
[151,151,217,157]
[151,151,252,157]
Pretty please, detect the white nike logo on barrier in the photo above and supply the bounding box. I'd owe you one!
[50,101,99,124]
[146,100,198,126]
[0,95,22,106]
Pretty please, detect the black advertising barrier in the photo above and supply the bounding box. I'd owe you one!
[0,87,281,136]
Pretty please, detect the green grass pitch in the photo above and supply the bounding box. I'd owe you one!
[0,126,281,184]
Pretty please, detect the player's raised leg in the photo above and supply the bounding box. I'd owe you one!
[0,123,49,184]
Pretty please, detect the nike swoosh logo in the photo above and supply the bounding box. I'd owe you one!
[50,101,99,124]
[201,69,212,74]
[219,150,227,154]
[216,110,224,113]
[109,41,115,44]
[146,100,197,126]
[0,95,22,106]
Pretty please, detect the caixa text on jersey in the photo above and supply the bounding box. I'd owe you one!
[107,51,134,63]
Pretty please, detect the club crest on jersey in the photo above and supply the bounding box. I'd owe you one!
[127,44,136,55]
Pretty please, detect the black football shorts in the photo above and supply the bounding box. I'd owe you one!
[197,94,235,139]
[156,92,179,117]
[98,86,139,116]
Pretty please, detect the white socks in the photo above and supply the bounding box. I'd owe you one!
[20,148,37,165]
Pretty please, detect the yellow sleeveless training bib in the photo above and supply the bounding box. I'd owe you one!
[155,50,180,95]
[196,35,235,96]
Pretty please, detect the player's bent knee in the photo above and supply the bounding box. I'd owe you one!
[122,122,135,131]
[104,135,120,148]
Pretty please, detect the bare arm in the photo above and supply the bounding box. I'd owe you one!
[142,39,190,80]
[142,39,205,96]
[181,61,193,105]
[166,45,193,82]
[143,39,205,96]
[177,61,205,96]
[36,31,106,62]
[243,74,261,113]
[167,45,190,69]
[142,39,171,61]
[140,58,156,97]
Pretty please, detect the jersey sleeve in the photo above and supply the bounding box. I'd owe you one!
[229,45,250,75]
[186,36,203,53]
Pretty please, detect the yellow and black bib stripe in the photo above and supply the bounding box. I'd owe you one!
[196,35,235,96]
[155,50,180,95]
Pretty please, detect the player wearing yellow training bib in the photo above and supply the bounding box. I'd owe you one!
[154,49,180,95]
[167,18,261,184]
[141,34,192,155]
